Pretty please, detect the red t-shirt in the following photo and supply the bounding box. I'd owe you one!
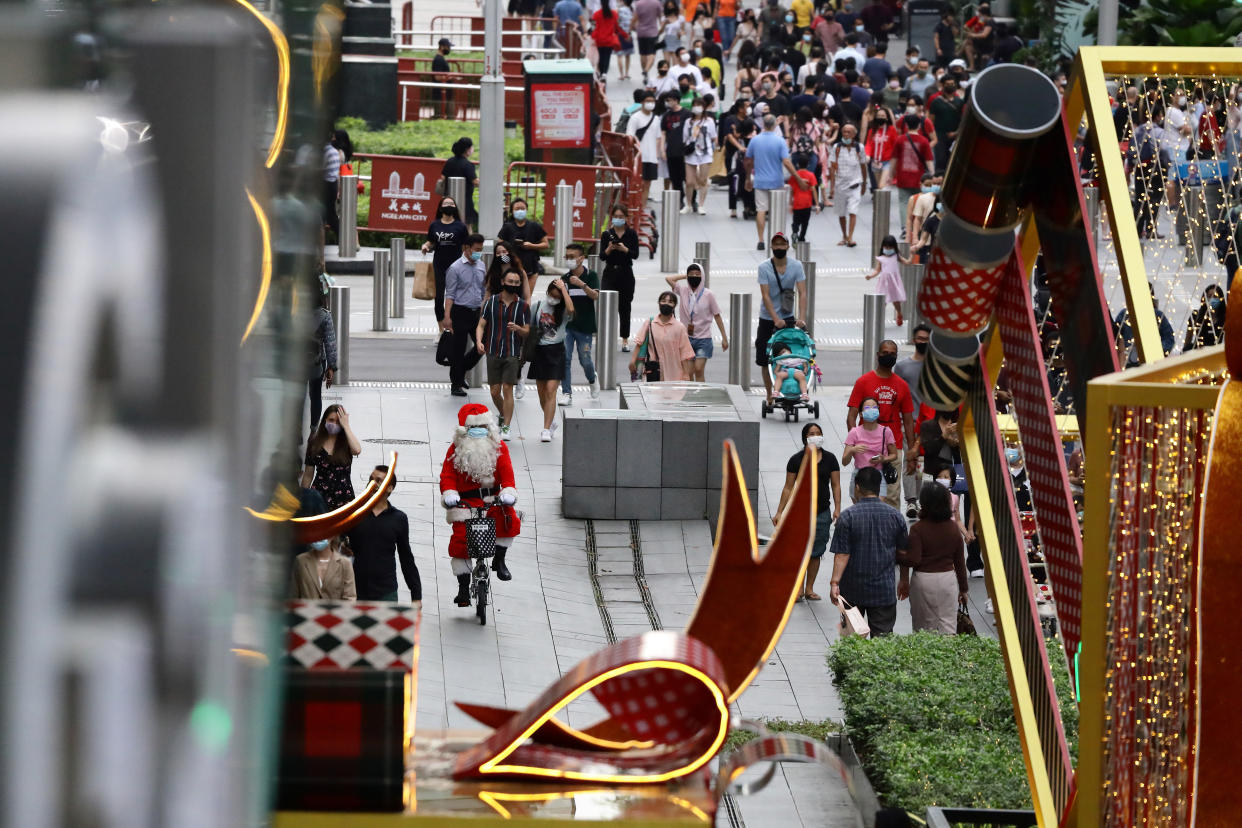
[914,402,936,456]
[847,370,914,448]
[789,170,817,209]
[892,133,933,189]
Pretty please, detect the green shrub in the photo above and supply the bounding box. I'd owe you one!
[828,632,1078,814]
[722,717,842,754]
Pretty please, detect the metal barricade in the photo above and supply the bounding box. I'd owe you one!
[397,71,525,122]
[728,293,753,389]
[504,160,635,246]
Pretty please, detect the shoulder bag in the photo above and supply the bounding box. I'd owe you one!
[520,300,542,364]
[632,318,661,381]
[880,428,900,485]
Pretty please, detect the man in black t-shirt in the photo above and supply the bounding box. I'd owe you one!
[348,465,422,602]
[658,91,690,209]
[933,12,958,69]
[497,197,549,275]
[432,38,453,117]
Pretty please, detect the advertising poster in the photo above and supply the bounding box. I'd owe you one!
[541,164,596,240]
[366,155,444,234]
[530,83,590,149]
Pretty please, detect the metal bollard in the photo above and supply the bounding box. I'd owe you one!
[587,252,599,275]
[695,241,711,285]
[554,182,574,268]
[871,188,891,260]
[1184,184,1204,266]
[803,260,817,337]
[728,292,753,389]
[793,240,810,262]
[481,238,494,270]
[1204,180,1225,259]
[389,236,405,318]
[660,188,680,272]
[372,249,390,332]
[448,176,467,223]
[861,293,884,374]
[339,173,358,258]
[1083,186,1100,253]
[468,353,484,389]
[329,285,350,385]
[902,263,925,342]
[597,289,619,390]
[768,187,789,239]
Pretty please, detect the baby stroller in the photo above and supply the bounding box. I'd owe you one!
[761,326,820,422]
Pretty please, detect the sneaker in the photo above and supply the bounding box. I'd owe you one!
[756,241,765,250]
[515,380,526,400]
[698,207,708,216]
[549,419,559,436]
[680,205,691,215]
[590,375,601,400]
[540,429,552,442]
[969,569,985,579]
[558,393,573,406]
[906,502,918,519]
[450,386,467,397]
[621,343,631,353]
[984,598,994,614]
[500,424,511,441]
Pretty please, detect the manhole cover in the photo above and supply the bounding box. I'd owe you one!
[363,438,428,445]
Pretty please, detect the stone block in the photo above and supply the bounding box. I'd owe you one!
[661,487,707,520]
[562,485,614,519]
[616,418,662,487]
[661,421,708,488]
[707,420,761,490]
[562,413,616,487]
[614,487,661,520]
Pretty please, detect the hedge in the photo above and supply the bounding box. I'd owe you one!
[828,632,1078,814]
[722,717,842,753]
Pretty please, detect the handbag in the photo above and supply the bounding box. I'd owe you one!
[957,597,977,636]
[520,300,542,364]
[435,330,455,366]
[411,258,435,300]
[880,429,899,485]
[632,318,660,381]
[837,596,870,638]
[708,147,727,178]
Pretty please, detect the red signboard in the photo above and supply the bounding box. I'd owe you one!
[541,165,596,239]
[366,155,444,235]
[530,82,590,149]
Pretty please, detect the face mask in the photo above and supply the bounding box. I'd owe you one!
[325,422,342,435]
[471,251,483,262]
[546,295,561,306]
[679,87,690,97]
[906,105,918,114]
[806,435,824,447]
[931,184,941,194]
[889,80,900,89]
[877,352,897,369]
[1178,96,1188,107]
[612,216,626,227]
[907,56,917,65]
[935,477,950,488]
[643,101,656,111]
[916,68,926,76]
[921,185,933,193]
[500,253,511,263]
[692,105,704,115]
[513,209,527,220]
[467,426,490,438]
[882,247,895,255]
[1005,448,1021,465]
[914,341,929,354]
[440,208,457,218]
[786,14,795,22]
[803,34,812,42]
[658,303,676,317]
[680,53,690,63]
[855,24,863,31]
[771,247,787,259]
[687,275,702,288]
[876,120,889,127]
[694,47,702,56]
[310,539,331,552]
[762,82,773,92]
[566,258,580,270]
[502,283,520,294]
[861,407,880,422]
[842,137,854,144]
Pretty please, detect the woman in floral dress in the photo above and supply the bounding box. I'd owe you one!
[302,404,362,509]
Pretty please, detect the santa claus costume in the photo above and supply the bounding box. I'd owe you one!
[440,403,521,606]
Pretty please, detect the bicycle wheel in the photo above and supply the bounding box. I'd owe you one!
[476,574,488,625]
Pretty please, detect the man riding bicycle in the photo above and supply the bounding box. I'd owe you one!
[440,403,521,607]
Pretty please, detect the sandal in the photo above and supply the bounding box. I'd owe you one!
[847,240,857,247]
[837,239,848,246]
[805,592,822,601]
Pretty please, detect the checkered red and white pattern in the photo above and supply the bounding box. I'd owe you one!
[285,600,419,671]
[994,256,1084,658]
[918,246,1008,335]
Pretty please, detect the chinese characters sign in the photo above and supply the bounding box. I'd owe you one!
[366,155,444,234]
[530,83,590,149]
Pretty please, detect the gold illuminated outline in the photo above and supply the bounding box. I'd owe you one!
[475,789,712,822]
[474,660,730,784]
[232,0,290,167]
[245,452,398,543]
[240,188,272,345]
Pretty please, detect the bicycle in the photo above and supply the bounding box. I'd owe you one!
[463,503,497,626]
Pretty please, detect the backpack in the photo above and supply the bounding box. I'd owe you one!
[615,106,633,133]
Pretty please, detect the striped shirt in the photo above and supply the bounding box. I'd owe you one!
[829,497,909,608]
[480,294,530,358]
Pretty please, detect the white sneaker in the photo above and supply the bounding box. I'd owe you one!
[515,380,526,400]
[500,424,511,441]
[984,598,994,614]
[679,205,690,215]
[590,375,601,400]
[969,569,984,579]
[558,393,573,406]
[540,429,552,442]
[698,207,708,216]
[549,419,559,436]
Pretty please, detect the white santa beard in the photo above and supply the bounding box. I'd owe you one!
[453,435,500,485]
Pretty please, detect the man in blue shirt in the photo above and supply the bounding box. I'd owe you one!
[744,114,810,249]
[553,0,583,39]
[443,233,487,395]
[828,467,909,636]
[754,232,806,403]
[862,42,892,91]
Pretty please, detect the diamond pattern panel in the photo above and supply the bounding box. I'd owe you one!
[284,600,420,671]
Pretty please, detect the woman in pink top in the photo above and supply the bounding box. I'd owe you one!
[665,263,729,382]
[628,291,695,381]
[841,395,898,496]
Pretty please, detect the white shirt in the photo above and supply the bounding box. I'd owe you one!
[832,46,867,73]
[1162,107,1191,158]
[683,116,717,164]
[627,109,662,162]
[669,63,704,87]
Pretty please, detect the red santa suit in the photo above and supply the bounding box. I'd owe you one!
[440,404,521,564]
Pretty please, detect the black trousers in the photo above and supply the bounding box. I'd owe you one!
[434,265,447,321]
[323,179,339,241]
[307,371,323,431]
[597,46,613,75]
[792,207,811,241]
[858,602,897,636]
[449,304,483,387]
[602,268,635,338]
[666,156,686,206]
[730,167,755,212]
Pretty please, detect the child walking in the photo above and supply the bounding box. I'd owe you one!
[788,154,817,242]
[865,233,910,327]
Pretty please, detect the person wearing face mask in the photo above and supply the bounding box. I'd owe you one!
[905,172,937,249]
[1005,446,1033,512]
[776,423,842,602]
[475,269,531,439]
[753,231,808,399]
[599,205,640,350]
[668,46,704,87]
[759,0,787,42]
[893,324,930,517]
[811,5,845,53]
[897,46,920,83]
[927,75,962,172]
[897,482,968,633]
[962,3,993,71]
[302,404,363,510]
[933,11,957,70]
[628,291,695,381]
[628,92,662,204]
[443,233,488,396]
[864,234,909,327]
[665,263,728,381]
[291,535,356,600]
[891,113,935,210]
[829,122,866,246]
[558,243,602,405]
[682,96,717,215]
[728,117,758,219]
[659,89,691,209]
[1184,283,1227,351]
[847,341,915,509]
[483,239,529,302]
[498,197,549,278]
[528,279,576,441]
[842,395,899,497]
[745,117,809,248]
[438,137,479,228]
[660,4,684,63]
[420,198,469,323]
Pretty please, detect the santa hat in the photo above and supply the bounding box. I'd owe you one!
[457,403,493,428]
